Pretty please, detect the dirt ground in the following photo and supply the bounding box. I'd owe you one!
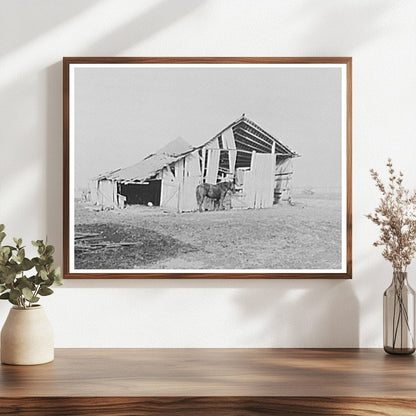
[74,193,342,270]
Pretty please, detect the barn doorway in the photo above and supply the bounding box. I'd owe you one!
[119,180,161,206]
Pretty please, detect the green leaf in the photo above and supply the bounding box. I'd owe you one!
[0,224,4,232]
[42,276,54,287]
[32,240,43,247]
[20,258,33,271]
[45,245,55,256]
[34,275,43,285]
[0,291,17,306]
[0,232,6,244]
[43,256,54,266]
[0,250,8,266]
[38,287,53,296]
[0,286,6,294]
[17,276,35,290]
[39,269,48,281]
[0,246,11,256]
[3,245,17,251]
[17,248,25,263]
[22,287,34,301]
[9,288,21,301]
[2,271,16,284]
[13,237,22,248]
[52,267,63,285]
[8,297,18,306]
[50,266,61,278]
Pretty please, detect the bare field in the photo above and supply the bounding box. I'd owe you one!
[74,194,342,270]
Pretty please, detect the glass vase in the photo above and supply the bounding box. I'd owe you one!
[383,271,415,355]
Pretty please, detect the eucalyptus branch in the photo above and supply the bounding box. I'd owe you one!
[0,225,62,309]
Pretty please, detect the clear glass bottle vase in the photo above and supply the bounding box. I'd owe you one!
[383,271,415,355]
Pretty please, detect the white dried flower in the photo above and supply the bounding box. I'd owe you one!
[367,159,416,272]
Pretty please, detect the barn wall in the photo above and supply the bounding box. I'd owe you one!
[88,179,98,205]
[205,138,220,184]
[180,151,201,212]
[275,158,294,203]
[1,0,415,350]
[161,167,179,211]
[238,152,275,209]
[221,128,237,174]
[97,179,117,208]
[161,151,202,212]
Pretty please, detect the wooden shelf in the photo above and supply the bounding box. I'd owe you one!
[1,348,415,415]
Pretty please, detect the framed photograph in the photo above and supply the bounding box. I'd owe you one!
[63,57,352,279]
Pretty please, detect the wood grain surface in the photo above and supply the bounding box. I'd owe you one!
[1,397,416,416]
[1,348,415,415]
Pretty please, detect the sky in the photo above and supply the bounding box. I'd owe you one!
[73,64,343,190]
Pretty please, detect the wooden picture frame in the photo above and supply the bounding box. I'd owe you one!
[63,57,352,279]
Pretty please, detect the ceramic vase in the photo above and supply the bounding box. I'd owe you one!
[1,305,54,365]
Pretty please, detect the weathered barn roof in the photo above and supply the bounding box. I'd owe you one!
[199,114,298,157]
[155,136,193,156]
[99,137,192,183]
[97,115,298,183]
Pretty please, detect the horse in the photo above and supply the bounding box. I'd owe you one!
[196,181,235,212]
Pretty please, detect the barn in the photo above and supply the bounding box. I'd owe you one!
[89,115,299,212]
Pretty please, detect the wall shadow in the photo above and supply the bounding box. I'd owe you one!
[289,0,393,53]
[46,62,63,263]
[82,0,205,56]
[233,279,359,347]
[0,0,101,57]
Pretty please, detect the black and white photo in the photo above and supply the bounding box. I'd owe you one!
[63,58,352,278]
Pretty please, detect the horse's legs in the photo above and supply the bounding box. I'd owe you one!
[219,192,226,210]
[199,196,205,212]
[196,189,203,212]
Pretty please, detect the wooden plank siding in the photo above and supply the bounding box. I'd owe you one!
[96,179,117,209]
[160,167,179,210]
[241,152,275,209]
[181,151,201,212]
[221,128,237,175]
[275,157,294,202]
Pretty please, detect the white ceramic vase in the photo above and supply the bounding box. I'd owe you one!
[1,305,54,365]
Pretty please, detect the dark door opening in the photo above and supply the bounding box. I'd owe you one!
[119,180,161,206]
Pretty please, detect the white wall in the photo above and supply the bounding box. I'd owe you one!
[1,0,415,347]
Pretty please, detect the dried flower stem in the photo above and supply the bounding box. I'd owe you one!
[366,159,416,272]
